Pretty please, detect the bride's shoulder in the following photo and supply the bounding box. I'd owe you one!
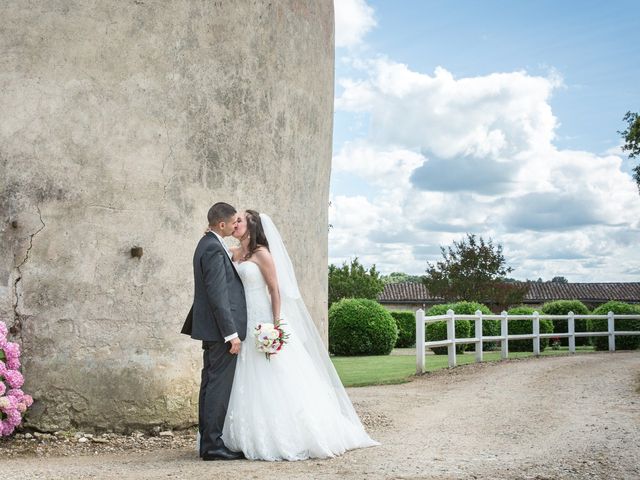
[252,245,273,261]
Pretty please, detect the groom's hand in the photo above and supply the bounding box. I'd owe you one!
[229,337,241,355]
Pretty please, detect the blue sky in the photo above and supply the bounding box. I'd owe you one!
[329,0,640,281]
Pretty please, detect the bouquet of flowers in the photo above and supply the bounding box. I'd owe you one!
[0,321,33,437]
[254,320,290,360]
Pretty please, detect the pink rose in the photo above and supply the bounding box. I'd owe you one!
[0,361,6,377]
[23,394,33,407]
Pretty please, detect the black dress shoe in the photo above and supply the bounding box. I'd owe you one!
[202,446,245,461]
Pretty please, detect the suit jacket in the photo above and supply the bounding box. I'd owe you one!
[181,232,248,342]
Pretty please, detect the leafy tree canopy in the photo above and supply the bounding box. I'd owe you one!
[328,257,384,307]
[618,111,640,193]
[380,271,424,284]
[422,233,526,308]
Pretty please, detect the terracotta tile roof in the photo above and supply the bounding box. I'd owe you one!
[378,282,441,302]
[523,282,640,303]
[378,282,640,303]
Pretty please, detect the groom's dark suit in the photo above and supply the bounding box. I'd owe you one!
[181,232,247,457]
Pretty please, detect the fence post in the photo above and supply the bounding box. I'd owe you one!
[533,311,540,356]
[568,311,575,353]
[608,311,615,352]
[501,311,509,359]
[416,309,425,374]
[447,309,457,368]
[475,309,483,363]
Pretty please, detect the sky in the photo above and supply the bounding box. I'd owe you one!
[329,0,640,282]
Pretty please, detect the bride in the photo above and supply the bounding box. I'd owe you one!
[221,209,378,461]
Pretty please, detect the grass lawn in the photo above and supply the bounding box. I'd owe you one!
[331,346,596,387]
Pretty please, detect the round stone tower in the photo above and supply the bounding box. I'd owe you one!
[0,1,333,432]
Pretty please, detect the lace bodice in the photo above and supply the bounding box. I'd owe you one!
[235,261,267,291]
[235,261,272,327]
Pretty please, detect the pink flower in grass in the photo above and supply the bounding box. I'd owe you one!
[3,370,24,389]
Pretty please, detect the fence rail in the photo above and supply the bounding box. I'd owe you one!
[415,309,640,374]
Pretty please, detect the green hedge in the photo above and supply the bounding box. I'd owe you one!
[328,298,398,356]
[425,302,494,354]
[588,301,640,351]
[506,306,554,352]
[540,300,590,346]
[389,310,416,348]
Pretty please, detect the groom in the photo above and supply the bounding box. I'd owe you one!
[181,202,248,461]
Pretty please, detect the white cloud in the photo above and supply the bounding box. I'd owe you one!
[334,0,376,48]
[330,58,640,281]
[337,59,559,160]
[333,141,425,189]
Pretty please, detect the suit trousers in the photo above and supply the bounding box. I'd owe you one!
[199,341,237,456]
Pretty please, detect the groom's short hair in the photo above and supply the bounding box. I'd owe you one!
[208,202,237,226]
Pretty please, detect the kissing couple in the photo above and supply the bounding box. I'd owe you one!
[182,202,378,461]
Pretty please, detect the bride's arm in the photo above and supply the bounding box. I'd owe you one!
[252,248,281,322]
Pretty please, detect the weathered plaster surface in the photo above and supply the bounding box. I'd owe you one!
[0,0,333,432]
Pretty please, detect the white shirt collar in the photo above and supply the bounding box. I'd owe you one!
[210,231,232,259]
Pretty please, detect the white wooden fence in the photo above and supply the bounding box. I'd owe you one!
[415,309,640,374]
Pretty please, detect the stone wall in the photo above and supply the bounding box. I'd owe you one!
[0,0,334,432]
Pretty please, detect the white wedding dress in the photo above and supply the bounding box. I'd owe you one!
[220,215,378,461]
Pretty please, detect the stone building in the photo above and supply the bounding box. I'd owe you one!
[0,1,334,432]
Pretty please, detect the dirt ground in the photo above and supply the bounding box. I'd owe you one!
[3,351,639,479]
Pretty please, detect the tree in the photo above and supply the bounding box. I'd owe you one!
[328,258,384,307]
[422,234,526,307]
[618,111,640,193]
[380,271,424,284]
[551,276,568,284]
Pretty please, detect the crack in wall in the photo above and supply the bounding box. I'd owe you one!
[11,205,46,337]
[161,117,178,200]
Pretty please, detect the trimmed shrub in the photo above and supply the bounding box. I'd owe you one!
[450,301,500,351]
[540,300,590,346]
[389,310,416,348]
[589,301,640,351]
[328,298,398,356]
[425,302,491,354]
[506,306,554,352]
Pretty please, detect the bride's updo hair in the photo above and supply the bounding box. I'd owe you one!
[244,209,269,259]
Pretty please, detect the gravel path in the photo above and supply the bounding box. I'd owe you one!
[3,351,639,479]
